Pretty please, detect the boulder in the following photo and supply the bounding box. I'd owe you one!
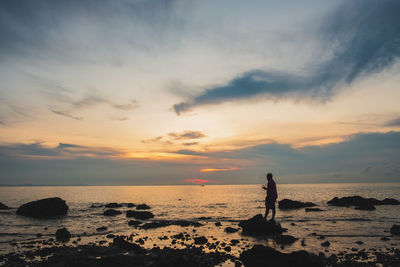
[105,203,122,208]
[224,227,239,233]
[126,210,154,219]
[238,214,283,235]
[0,202,11,210]
[16,197,68,217]
[354,204,376,211]
[112,236,145,253]
[128,220,142,227]
[274,235,298,245]
[321,241,330,247]
[305,208,324,212]
[96,226,108,232]
[278,199,316,210]
[215,222,222,227]
[240,244,324,267]
[193,236,208,245]
[103,209,122,216]
[136,204,151,210]
[390,224,400,235]
[327,196,399,207]
[55,227,71,241]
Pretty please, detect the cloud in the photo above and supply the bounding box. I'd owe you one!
[182,142,198,146]
[385,117,400,127]
[48,108,83,121]
[200,167,239,172]
[173,0,400,114]
[142,131,206,145]
[168,130,206,140]
[0,142,121,159]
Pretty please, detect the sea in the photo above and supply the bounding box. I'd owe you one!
[0,183,399,257]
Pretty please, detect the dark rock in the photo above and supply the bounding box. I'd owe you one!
[126,210,154,219]
[321,241,330,247]
[96,226,108,232]
[224,246,232,252]
[105,203,122,208]
[136,204,151,210]
[112,236,145,253]
[225,227,239,233]
[240,244,324,267]
[230,239,240,245]
[355,241,364,245]
[55,228,71,241]
[238,214,283,235]
[381,237,390,241]
[327,196,400,207]
[128,220,142,227]
[106,234,115,239]
[278,199,316,210]
[305,208,324,212]
[16,197,68,218]
[103,209,122,216]
[274,235,298,245]
[89,204,103,208]
[0,202,11,210]
[141,221,170,229]
[174,220,203,227]
[194,236,208,245]
[126,203,135,208]
[390,224,400,235]
[354,204,376,210]
[215,222,222,227]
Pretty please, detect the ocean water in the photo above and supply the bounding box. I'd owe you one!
[0,183,399,256]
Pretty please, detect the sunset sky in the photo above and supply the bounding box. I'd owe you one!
[1,0,399,185]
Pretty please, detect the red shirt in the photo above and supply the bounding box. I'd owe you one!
[267,179,278,201]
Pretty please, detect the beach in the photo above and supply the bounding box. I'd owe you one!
[0,184,399,266]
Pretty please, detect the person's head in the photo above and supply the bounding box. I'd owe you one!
[266,173,273,181]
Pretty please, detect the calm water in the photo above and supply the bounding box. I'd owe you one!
[0,183,399,256]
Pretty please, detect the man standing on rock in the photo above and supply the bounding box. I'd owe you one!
[262,173,278,222]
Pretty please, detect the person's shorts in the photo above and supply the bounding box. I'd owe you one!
[265,198,276,209]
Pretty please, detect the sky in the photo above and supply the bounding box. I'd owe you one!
[0,0,399,185]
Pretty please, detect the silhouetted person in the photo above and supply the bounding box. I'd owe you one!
[262,173,277,222]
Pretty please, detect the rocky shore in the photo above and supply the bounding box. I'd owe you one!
[1,196,399,266]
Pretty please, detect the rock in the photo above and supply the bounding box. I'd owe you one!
[0,202,11,210]
[126,210,154,219]
[215,222,222,227]
[96,226,108,232]
[90,204,103,208]
[240,244,324,267]
[278,199,316,210]
[230,239,240,245]
[381,237,390,241]
[106,234,115,239]
[126,203,135,208]
[354,204,376,210]
[136,204,151,210]
[327,196,400,207]
[112,236,145,253]
[274,235,298,245]
[224,246,232,252]
[105,203,122,208]
[355,241,364,245]
[141,221,170,229]
[238,214,283,235]
[225,227,239,233]
[55,228,71,241]
[390,224,400,235]
[305,208,324,212]
[128,220,142,227]
[194,236,208,245]
[321,241,330,247]
[103,209,122,216]
[16,197,68,218]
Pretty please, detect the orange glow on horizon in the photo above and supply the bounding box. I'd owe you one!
[200,167,239,172]
[184,178,210,184]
